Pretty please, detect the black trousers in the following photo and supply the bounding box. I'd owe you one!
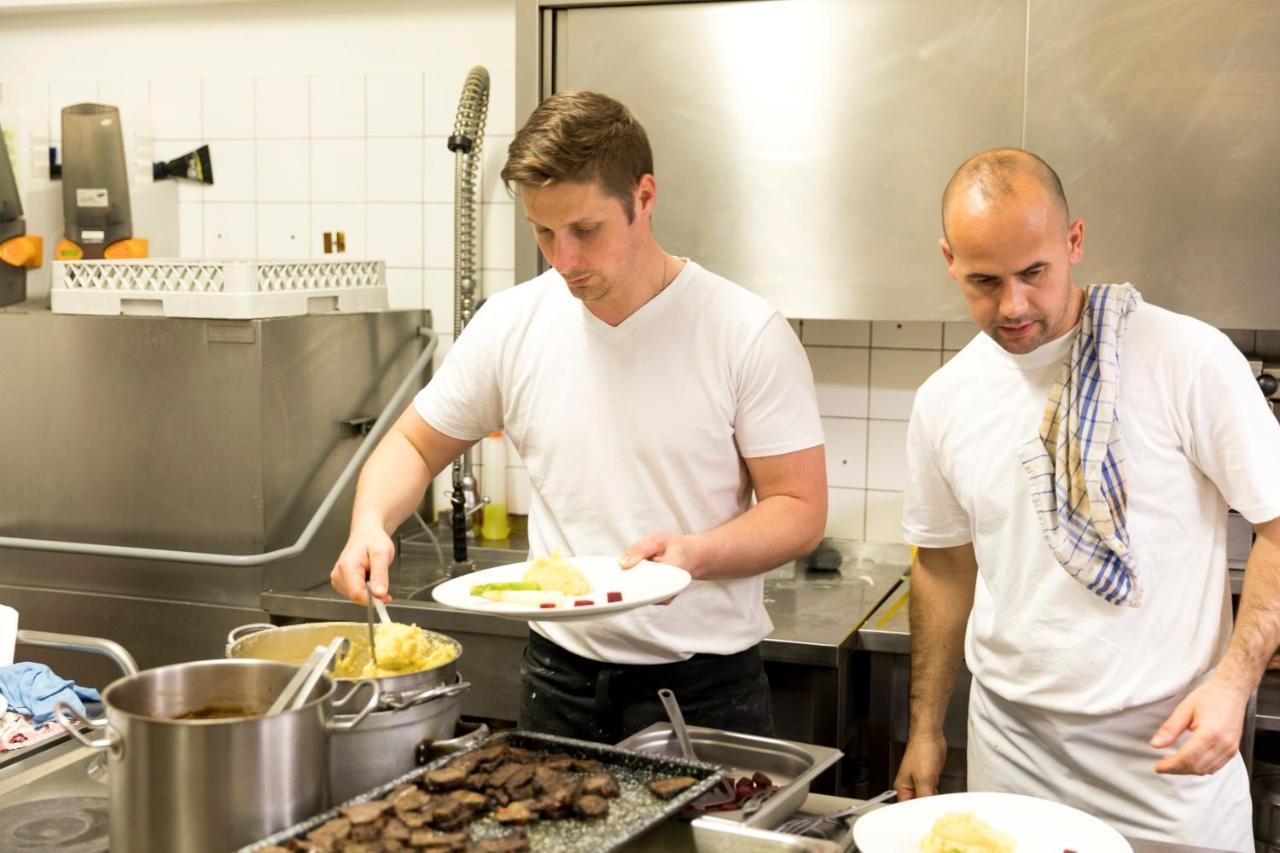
[518,630,774,745]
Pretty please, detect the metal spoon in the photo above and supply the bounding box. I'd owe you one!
[288,636,350,712]
[267,644,326,716]
[657,688,737,808]
[364,581,379,672]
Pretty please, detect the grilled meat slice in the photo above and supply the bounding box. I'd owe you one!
[649,776,698,800]
[465,772,489,790]
[336,843,381,853]
[580,772,620,799]
[398,809,430,829]
[304,817,352,851]
[340,800,389,825]
[494,798,540,825]
[542,757,575,773]
[392,787,432,813]
[535,780,580,819]
[425,765,470,790]
[449,789,490,809]
[382,817,411,841]
[532,765,567,795]
[465,832,530,853]
[348,821,382,843]
[574,794,609,819]
[484,762,521,788]
[409,829,469,850]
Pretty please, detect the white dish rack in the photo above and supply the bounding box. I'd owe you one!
[51,258,389,319]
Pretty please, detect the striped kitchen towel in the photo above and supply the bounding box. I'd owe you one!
[1018,283,1142,606]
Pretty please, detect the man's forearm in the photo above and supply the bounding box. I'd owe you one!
[907,546,978,738]
[692,493,826,581]
[1215,520,1280,694]
[350,429,435,534]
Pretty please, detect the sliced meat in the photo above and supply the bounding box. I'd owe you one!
[465,772,489,790]
[448,789,490,810]
[429,797,471,832]
[425,765,470,790]
[339,800,389,825]
[580,772,620,798]
[337,843,381,853]
[382,817,411,841]
[392,787,432,812]
[649,776,698,800]
[572,758,604,773]
[494,798,540,825]
[541,757,575,773]
[410,829,469,849]
[397,809,430,828]
[485,762,523,788]
[305,817,352,851]
[532,765,567,795]
[465,832,530,853]
[347,822,382,843]
[536,780,580,819]
[574,794,609,819]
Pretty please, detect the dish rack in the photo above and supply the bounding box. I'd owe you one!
[51,258,388,319]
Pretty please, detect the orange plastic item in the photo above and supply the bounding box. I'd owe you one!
[104,237,149,260]
[0,235,43,269]
[55,239,84,261]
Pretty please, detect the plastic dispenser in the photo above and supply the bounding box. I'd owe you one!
[56,104,147,261]
[0,125,41,306]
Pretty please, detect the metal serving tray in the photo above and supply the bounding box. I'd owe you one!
[615,723,843,830]
[237,729,725,853]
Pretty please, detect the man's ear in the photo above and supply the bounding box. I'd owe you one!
[939,237,959,280]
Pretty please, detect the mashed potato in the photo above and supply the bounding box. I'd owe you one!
[522,550,592,596]
[919,813,1015,853]
[333,622,457,679]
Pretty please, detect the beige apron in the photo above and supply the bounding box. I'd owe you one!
[967,677,1253,851]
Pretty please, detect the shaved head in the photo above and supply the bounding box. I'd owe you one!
[941,148,1069,242]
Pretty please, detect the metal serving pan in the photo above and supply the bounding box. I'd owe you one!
[615,723,843,830]
[236,728,725,853]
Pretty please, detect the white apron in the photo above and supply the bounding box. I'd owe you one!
[967,678,1253,851]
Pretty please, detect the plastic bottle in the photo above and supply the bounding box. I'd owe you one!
[480,431,511,541]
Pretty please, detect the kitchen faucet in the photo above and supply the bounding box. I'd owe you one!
[445,66,490,577]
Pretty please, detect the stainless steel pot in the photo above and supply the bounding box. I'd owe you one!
[226,621,470,799]
[328,676,470,802]
[55,658,379,853]
[226,621,461,707]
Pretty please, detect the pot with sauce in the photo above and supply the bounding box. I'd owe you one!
[225,621,470,801]
[54,658,379,853]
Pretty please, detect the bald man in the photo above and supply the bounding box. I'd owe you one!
[894,148,1280,849]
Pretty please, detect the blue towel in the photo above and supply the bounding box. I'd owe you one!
[0,663,102,726]
[1018,283,1142,606]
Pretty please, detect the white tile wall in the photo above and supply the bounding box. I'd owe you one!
[254,76,309,139]
[201,77,254,139]
[797,318,957,543]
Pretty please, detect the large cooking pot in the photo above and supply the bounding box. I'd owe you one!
[226,621,470,800]
[55,658,379,853]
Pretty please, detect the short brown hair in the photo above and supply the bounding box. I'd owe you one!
[501,91,654,223]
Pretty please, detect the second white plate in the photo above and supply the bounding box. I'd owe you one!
[431,556,692,621]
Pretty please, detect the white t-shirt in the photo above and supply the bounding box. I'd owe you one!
[415,260,825,664]
[904,300,1280,714]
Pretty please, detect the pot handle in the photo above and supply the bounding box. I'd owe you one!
[225,623,275,646]
[54,702,118,754]
[383,680,471,712]
[328,678,381,732]
[416,722,491,765]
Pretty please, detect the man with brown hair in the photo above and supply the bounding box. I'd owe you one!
[330,91,827,742]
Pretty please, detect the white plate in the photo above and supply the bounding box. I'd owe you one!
[853,792,1133,853]
[431,556,692,621]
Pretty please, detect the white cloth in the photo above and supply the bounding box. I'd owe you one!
[967,677,1252,851]
[415,260,824,664]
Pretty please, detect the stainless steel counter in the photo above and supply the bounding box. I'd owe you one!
[262,537,910,795]
[262,538,910,669]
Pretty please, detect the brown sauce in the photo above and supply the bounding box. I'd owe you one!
[172,705,263,720]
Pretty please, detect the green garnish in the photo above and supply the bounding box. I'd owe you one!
[470,581,541,596]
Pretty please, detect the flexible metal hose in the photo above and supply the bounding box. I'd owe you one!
[446,66,490,568]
